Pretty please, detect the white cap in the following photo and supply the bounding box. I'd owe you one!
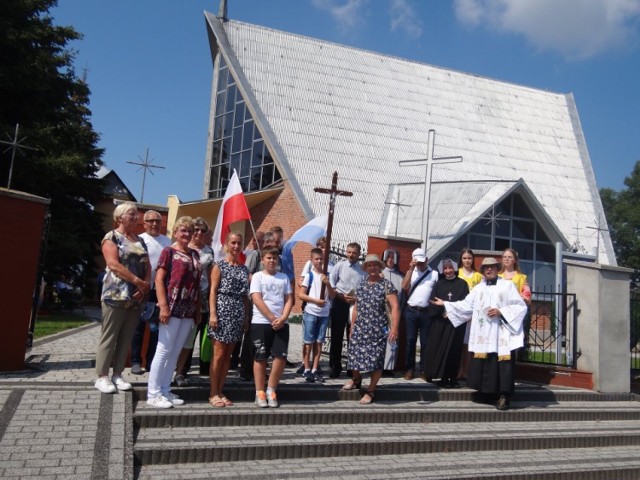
[412,248,427,263]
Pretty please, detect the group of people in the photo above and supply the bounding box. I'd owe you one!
[93,201,531,411]
[93,203,293,409]
[326,244,531,409]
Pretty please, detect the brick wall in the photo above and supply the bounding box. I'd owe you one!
[248,183,309,313]
[367,234,422,273]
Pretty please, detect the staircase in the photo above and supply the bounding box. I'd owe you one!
[132,381,640,479]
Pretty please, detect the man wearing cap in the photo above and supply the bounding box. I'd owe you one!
[400,248,438,380]
[431,257,527,411]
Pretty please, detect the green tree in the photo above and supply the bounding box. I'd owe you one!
[0,0,106,289]
[600,160,640,271]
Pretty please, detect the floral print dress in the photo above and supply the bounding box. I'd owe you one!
[347,278,397,372]
[209,260,249,344]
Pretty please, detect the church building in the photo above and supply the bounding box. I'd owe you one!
[175,7,616,290]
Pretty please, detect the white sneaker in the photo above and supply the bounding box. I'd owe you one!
[95,377,116,394]
[255,390,268,408]
[146,395,173,409]
[112,375,132,391]
[267,390,279,408]
[164,392,185,406]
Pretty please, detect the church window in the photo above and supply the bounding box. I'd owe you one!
[207,55,282,198]
[437,192,557,290]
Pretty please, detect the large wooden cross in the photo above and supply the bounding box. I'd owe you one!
[399,129,462,251]
[314,171,353,297]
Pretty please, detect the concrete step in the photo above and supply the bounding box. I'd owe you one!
[133,398,640,463]
[132,383,638,404]
[133,386,640,478]
[134,399,640,428]
[136,445,640,479]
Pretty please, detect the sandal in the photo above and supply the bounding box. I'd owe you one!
[360,390,375,405]
[220,395,233,406]
[342,376,362,391]
[208,395,226,408]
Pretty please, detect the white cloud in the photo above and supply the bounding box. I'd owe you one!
[311,0,369,31]
[454,0,640,59]
[389,0,423,39]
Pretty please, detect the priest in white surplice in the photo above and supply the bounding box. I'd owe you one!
[432,257,527,410]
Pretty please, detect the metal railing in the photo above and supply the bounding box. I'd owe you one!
[519,290,578,369]
[630,293,640,370]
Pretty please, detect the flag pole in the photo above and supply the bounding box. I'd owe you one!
[248,218,261,258]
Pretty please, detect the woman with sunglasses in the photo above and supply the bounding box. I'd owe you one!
[146,216,202,408]
[174,217,215,387]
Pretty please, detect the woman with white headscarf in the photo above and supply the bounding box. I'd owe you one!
[422,258,469,388]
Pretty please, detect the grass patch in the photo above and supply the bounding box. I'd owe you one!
[34,312,92,339]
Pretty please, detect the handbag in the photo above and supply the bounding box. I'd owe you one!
[383,280,397,369]
[200,331,213,363]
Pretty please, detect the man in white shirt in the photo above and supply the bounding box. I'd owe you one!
[130,210,171,375]
[400,248,438,380]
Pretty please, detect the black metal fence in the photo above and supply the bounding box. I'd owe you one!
[519,290,578,369]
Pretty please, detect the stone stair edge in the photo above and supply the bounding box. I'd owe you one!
[133,432,640,465]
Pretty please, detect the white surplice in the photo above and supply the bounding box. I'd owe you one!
[443,278,528,357]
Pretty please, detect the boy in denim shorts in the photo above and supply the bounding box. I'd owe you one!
[250,247,294,407]
[298,248,336,383]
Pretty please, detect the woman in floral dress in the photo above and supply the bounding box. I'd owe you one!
[343,254,401,404]
[207,231,250,407]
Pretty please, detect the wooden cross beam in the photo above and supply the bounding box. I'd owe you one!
[314,171,353,296]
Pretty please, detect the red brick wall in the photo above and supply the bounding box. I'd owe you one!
[367,235,422,273]
[248,184,309,313]
[0,190,49,370]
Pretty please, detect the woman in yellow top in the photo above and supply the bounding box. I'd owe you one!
[457,249,483,380]
[458,248,483,290]
[498,248,531,305]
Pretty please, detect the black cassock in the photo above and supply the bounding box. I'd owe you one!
[422,276,469,382]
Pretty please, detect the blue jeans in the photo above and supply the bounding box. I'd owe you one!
[302,312,330,344]
[404,306,431,371]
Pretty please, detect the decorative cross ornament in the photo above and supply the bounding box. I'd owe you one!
[586,214,609,263]
[0,124,38,189]
[399,129,463,251]
[384,191,411,237]
[447,291,452,301]
[127,147,165,202]
[314,171,353,297]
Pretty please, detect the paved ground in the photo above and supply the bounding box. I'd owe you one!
[0,307,377,480]
[0,306,635,479]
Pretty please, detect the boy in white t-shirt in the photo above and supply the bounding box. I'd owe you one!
[298,248,335,383]
[250,247,293,408]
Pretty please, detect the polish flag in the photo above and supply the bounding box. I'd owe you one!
[212,170,251,261]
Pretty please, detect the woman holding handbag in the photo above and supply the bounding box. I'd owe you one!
[95,202,151,394]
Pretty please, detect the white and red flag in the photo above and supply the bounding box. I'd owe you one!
[212,170,251,261]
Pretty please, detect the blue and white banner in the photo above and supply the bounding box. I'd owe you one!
[280,215,328,280]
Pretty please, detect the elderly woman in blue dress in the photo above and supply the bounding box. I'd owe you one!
[342,254,401,404]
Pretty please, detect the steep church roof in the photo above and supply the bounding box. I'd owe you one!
[205,14,615,265]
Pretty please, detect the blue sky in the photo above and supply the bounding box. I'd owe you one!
[52,0,640,205]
